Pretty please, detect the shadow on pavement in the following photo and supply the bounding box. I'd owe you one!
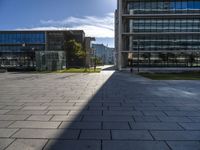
[44,70,179,150]
[44,71,130,150]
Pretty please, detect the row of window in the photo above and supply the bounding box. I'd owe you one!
[0,33,45,44]
[131,28,200,32]
[130,43,200,51]
[131,41,200,45]
[127,19,200,32]
[0,45,45,52]
[124,34,200,51]
[130,46,200,51]
[131,19,200,23]
[127,34,200,39]
[130,41,200,50]
[127,0,200,14]
[128,9,200,14]
[132,43,200,47]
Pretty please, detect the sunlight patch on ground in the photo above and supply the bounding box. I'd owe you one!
[154,87,197,98]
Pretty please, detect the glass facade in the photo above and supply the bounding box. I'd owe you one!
[0,31,46,69]
[35,51,66,71]
[0,30,87,70]
[121,0,200,67]
[0,45,45,52]
[0,32,45,44]
[129,18,200,33]
[127,0,200,14]
[0,32,45,53]
[129,34,200,52]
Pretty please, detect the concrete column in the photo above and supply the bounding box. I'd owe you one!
[118,0,123,70]
[129,10,134,52]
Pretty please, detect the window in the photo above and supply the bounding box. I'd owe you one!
[188,1,194,9]
[194,1,200,9]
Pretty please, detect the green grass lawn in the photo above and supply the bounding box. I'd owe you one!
[55,68,101,73]
[139,72,200,80]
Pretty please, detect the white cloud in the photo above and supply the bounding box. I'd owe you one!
[17,13,114,38]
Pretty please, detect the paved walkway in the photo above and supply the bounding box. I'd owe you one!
[0,70,200,150]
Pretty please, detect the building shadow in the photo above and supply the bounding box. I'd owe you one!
[44,70,131,150]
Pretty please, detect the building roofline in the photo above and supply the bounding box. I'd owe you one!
[0,29,85,33]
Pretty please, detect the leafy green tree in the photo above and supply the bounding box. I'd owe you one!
[64,40,86,68]
[91,57,102,65]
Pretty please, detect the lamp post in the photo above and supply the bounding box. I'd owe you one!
[94,49,96,71]
[137,40,140,73]
[31,47,35,68]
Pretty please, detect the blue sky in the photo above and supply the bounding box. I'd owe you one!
[0,0,116,47]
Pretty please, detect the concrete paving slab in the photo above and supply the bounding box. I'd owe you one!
[26,115,53,121]
[59,122,101,129]
[133,116,160,122]
[151,131,200,140]
[0,115,29,121]
[0,121,14,128]
[167,141,200,150]
[0,139,14,150]
[83,115,134,122]
[1,70,200,149]
[179,123,200,130]
[44,140,101,150]
[112,130,153,140]
[80,130,110,140]
[129,122,183,130]
[12,129,80,139]
[22,106,48,110]
[158,116,192,123]
[50,115,83,122]
[189,117,200,122]
[0,110,10,114]
[8,121,61,129]
[5,139,48,150]
[103,141,170,150]
[103,122,130,129]
[0,129,18,138]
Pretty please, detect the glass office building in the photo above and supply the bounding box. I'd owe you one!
[0,30,91,70]
[0,31,45,69]
[116,0,200,69]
